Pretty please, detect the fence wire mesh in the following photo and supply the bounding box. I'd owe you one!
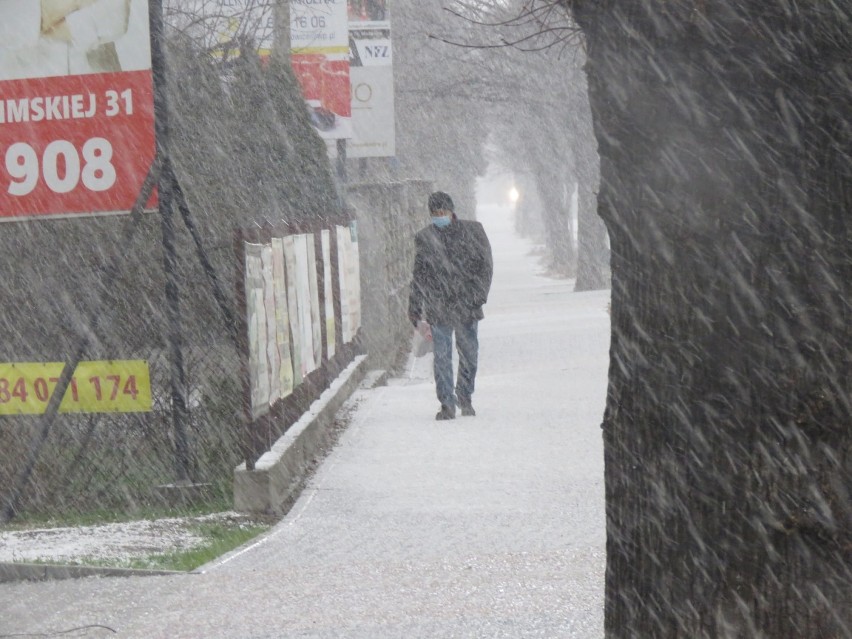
[0,19,430,525]
[0,30,337,523]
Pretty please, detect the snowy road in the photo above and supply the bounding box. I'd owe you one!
[0,203,609,638]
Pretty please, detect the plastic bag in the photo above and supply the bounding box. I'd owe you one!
[412,321,433,358]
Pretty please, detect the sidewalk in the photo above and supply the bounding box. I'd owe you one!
[0,204,610,639]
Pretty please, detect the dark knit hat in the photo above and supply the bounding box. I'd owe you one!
[428,191,454,213]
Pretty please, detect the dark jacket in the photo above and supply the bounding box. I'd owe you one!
[408,217,493,326]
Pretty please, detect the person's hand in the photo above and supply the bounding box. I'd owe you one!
[416,321,432,341]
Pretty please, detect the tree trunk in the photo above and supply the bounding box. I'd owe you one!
[571,67,609,292]
[537,172,576,276]
[571,1,852,636]
[574,175,609,291]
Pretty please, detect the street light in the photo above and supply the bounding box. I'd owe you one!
[509,187,520,204]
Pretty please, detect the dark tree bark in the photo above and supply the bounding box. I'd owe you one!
[570,1,852,636]
[572,70,608,291]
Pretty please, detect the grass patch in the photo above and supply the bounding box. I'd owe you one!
[124,522,270,572]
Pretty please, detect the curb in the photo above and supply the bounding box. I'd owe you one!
[0,562,184,583]
[234,354,370,515]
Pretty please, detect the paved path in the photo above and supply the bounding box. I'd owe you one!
[0,204,610,638]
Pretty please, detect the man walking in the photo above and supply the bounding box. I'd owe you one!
[408,192,493,420]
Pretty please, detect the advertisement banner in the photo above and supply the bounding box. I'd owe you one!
[348,0,389,29]
[0,0,156,221]
[0,360,152,415]
[347,0,394,158]
[164,0,274,61]
[291,0,351,139]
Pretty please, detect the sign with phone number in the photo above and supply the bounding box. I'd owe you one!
[0,72,156,220]
[0,360,151,415]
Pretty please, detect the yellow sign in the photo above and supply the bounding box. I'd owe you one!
[0,361,152,415]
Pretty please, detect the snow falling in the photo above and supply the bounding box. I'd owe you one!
[1,1,850,638]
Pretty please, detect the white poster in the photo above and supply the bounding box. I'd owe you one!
[348,222,362,336]
[271,237,294,399]
[261,244,279,405]
[321,229,336,358]
[336,225,351,343]
[336,223,361,344]
[306,235,323,367]
[293,234,317,376]
[283,235,303,387]
[245,243,270,418]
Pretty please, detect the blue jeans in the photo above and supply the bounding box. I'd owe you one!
[431,321,479,408]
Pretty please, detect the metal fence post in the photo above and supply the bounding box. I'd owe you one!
[151,0,191,482]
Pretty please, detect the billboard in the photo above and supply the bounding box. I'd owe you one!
[0,0,156,221]
[163,0,275,61]
[347,0,394,157]
[291,0,352,140]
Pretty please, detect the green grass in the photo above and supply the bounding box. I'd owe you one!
[126,522,270,572]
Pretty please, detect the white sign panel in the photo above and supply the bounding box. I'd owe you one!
[349,65,394,157]
[347,0,394,158]
[352,37,392,66]
[291,0,349,52]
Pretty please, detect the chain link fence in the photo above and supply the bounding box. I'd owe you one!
[0,11,432,524]
[0,30,336,523]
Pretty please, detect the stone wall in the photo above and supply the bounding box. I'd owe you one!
[349,180,432,372]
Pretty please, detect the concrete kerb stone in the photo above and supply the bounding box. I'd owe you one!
[234,354,370,516]
[0,562,183,583]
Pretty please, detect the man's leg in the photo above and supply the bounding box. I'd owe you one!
[455,320,479,414]
[431,324,456,417]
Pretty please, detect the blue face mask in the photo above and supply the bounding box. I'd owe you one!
[432,215,451,228]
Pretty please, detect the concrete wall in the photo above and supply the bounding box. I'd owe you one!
[349,180,432,371]
[234,356,370,515]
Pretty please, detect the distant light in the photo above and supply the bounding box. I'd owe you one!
[509,187,520,203]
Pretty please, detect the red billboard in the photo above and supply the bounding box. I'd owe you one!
[291,0,352,140]
[0,0,156,221]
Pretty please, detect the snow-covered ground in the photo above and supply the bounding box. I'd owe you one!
[0,512,260,565]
